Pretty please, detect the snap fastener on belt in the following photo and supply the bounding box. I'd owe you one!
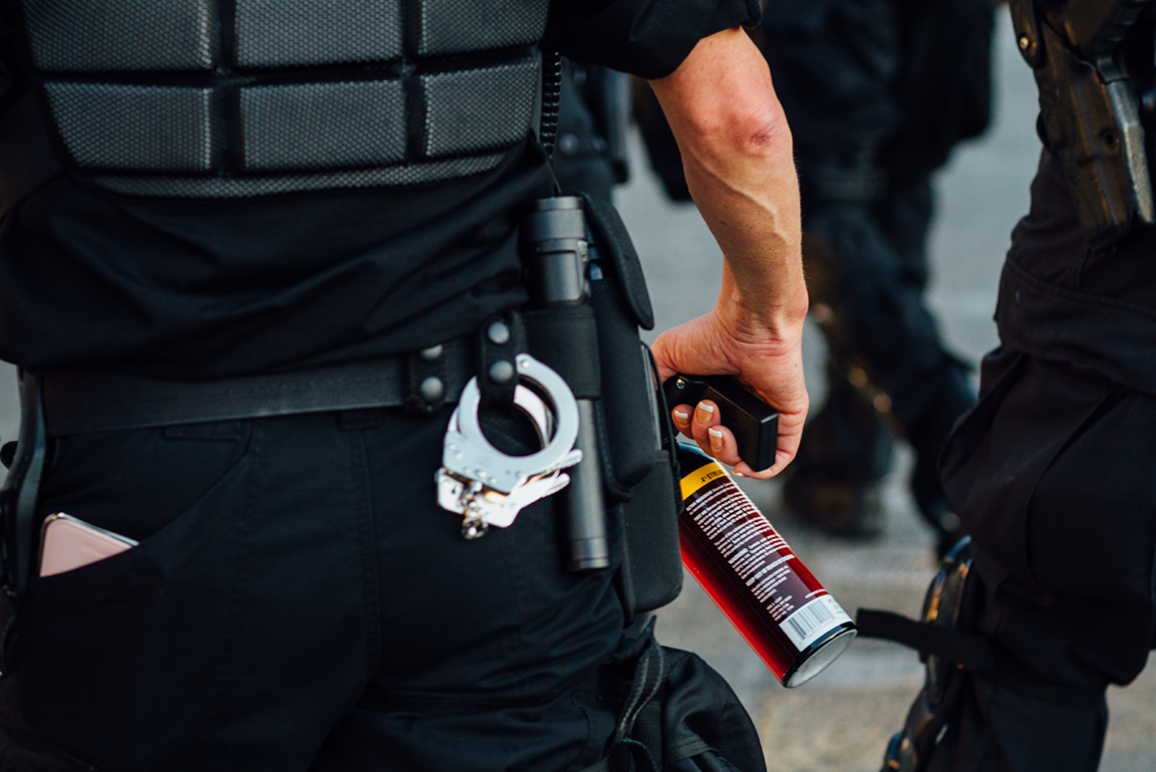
[436,353,582,539]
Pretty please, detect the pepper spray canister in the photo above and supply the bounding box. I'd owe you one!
[676,442,856,687]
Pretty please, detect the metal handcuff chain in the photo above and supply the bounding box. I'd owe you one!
[436,354,583,539]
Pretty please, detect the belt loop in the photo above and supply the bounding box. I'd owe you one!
[40,352,474,434]
[404,345,450,417]
[474,311,526,409]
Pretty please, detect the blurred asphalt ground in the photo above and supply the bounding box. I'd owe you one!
[0,11,1151,772]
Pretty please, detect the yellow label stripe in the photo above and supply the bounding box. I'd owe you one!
[680,462,727,500]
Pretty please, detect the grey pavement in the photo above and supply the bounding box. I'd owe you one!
[617,11,1156,772]
[0,11,1152,771]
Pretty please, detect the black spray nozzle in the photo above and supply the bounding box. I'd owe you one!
[663,374,779,472]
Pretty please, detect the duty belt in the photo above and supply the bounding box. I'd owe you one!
[38,339,475,436]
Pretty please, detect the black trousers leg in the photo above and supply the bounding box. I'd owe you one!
[926,674,1107,772]
[0,407,627,772]
[928,347,1156,771]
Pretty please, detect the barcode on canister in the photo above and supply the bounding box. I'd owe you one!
[781,595,852,650]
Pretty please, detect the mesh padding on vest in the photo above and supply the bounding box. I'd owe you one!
[236,0,404,68]
[91,153,507,197]
[421,58,540,157]
[23,0,215,72]
[418,0,549,56]
[241,81,407,171]
[46,84,213,172]
[20,0,546,196]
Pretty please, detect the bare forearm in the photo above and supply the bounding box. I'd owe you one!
[646,26,809,477]
[648,26,807,340]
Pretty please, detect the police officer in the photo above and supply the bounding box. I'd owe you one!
[760,0,993,551]
[873,2,1156,769]
[0,1,806,770]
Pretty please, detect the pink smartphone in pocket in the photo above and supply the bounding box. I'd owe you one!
[39,513,138,577]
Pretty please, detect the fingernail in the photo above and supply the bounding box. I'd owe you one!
[696,403,715,423]
[708,427,722,451]
[673,409,689,424]
[734,471,745,478]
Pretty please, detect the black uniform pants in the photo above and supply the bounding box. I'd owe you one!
[0,406,627,771]
[925,345,1156,772]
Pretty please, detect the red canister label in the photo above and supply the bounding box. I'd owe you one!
[678,456,853,684]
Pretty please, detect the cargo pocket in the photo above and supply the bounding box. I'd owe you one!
[1024,379,1156,603]
[10,420,256,770]
[940,353,1115,593]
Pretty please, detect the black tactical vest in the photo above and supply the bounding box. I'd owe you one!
[16,0,548,197]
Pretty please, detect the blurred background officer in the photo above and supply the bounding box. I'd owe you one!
[0,1,808,770]
[760,0,995,556]
[874,2,1156,770]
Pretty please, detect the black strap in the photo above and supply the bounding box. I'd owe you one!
[613,640,666,746]
[856,608,994,671]
[523,305,601,399]
[856,608,1106,710]
[474,312,525,409]
[538,48,563,158]
[575,631,667,772]
[0,93,62,215]
[1,372,47,599]
[403,344,451,417]
[40,341,474,436]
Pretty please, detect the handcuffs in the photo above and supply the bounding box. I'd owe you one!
[436,354,582,539]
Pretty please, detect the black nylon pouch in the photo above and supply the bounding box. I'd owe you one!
[580,194,682,615]
[582,192,660,496]
[613,446,682,617]
[523,305,602,400]
[585,627,768,772]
